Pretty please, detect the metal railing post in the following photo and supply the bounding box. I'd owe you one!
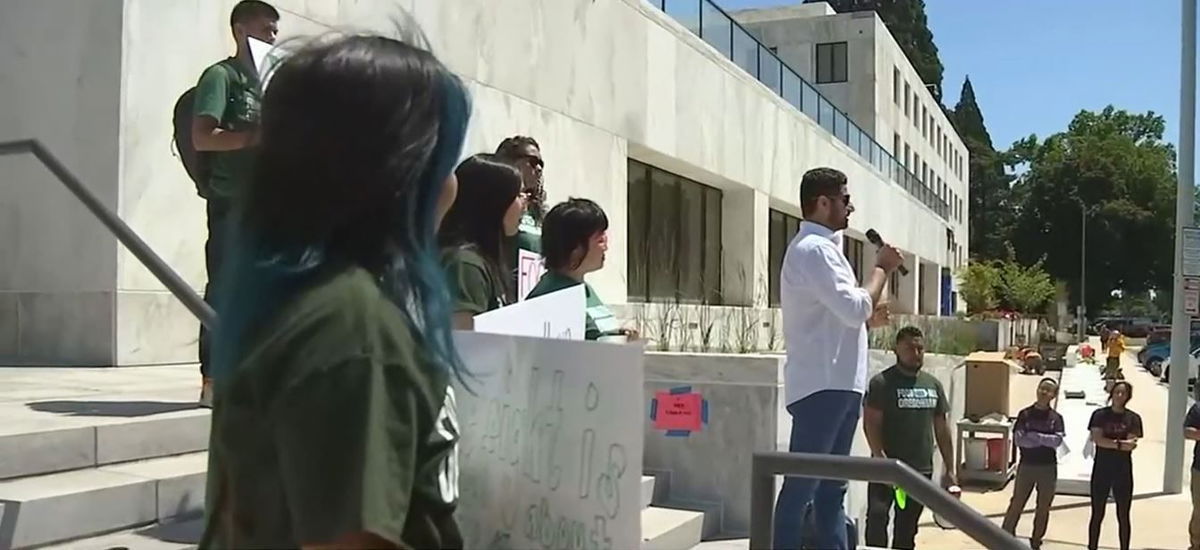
[749,457,774,549]
[0,139,217,329]
[751,451,1028,550]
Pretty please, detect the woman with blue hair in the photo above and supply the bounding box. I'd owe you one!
[200,32,470,549]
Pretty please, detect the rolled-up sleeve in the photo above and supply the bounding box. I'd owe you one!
[791,243,873,327]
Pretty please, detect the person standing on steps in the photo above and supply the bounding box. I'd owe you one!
[495,135,545,297]
[1184,400,1200,550]
[1086,380,1142,550]
[192,0,279,408]
[439,154,526,329]
[773,167,904,550]
[1105,329,1125,379]
[862,326,956,550]
[1002,377,1066,550]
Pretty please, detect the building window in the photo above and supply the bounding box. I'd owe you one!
[889,269,900,299]
[843,236,865,283]
[905,144,912,168]
[894,133,901,156]
[893,67,901,105]
[768,209,803,306]
[627,159,722,304]
[904,82,912,118]
[815,42,848,84]
[921,106,928,138]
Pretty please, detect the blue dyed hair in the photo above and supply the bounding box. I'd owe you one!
[211,33,471,385]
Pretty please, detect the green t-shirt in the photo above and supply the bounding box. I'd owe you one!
[526,271,620,340]
[515,212,542,254]
[200,267,461,548]
[193,58,260,200]
[864,365,948,474]
[443,246,505,314]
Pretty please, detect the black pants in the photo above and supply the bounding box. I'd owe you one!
[866,477,929,549]
[1088,455,1133,550]
[198,200,230,378]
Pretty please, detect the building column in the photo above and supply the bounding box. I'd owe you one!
[918,259,941,315]
[722,188,769,308]
[892,251,920,315]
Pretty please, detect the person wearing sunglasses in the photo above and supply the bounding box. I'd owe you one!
[495,135,546,296]
[774,167,904,550]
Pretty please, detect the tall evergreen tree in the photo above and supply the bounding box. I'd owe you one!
[806,0,944,100]
[951,77,1014,261]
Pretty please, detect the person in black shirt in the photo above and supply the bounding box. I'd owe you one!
[1184,401,1200,550]
[1087,380,1143,550]
[1001,377,1065,550]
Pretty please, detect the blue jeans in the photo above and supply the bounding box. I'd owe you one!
[773,390,862,550]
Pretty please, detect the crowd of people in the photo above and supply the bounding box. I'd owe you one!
[774,167,1200,550]
[183,2,635,547]
[179,2,1200,548]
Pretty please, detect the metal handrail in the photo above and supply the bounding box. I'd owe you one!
[750,451,1029,550]
[0,139,216,329]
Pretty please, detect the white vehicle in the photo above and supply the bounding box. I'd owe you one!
[1162,346,1200,384]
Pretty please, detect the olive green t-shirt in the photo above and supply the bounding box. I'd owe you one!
[443,246,505,314]
[526,271,620,340]
[200,267,461,548]
[193,58,260,200]
[864,365,948,474]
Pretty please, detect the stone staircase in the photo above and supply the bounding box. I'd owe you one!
[0,406,210,549]
[0,367,708,549]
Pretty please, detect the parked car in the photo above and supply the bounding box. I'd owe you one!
[1138,332,1200,377]
[1162,347,1200,384]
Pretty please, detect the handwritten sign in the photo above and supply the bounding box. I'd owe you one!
[453,331,645,549]
[517,249,547,302]
[474,286,584,341]
[650,386,708,436]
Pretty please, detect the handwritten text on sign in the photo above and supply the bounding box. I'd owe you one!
[517,249,547,302]
[650,387,708,437]
[453,332,644,549]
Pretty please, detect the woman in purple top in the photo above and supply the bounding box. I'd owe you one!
[1001,377,1065,550]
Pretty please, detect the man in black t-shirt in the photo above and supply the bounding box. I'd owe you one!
[1002,377,1065,550]
[863,326,955,549]
[1184,401,1200,550]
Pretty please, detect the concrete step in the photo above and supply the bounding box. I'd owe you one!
[690,541,890,550]
[642,506,705,550]
[39,517,203,550]
[642,475,656,509]
[0,452,207,549]
[0,409,210,481]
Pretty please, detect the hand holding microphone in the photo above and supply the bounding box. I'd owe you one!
[865,228,907,276]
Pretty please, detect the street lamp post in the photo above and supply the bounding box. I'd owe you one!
[1079,207,1087,341]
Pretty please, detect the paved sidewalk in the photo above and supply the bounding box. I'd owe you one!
[916,346,1194,550]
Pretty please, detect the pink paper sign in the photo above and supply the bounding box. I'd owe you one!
[653,391,703,432]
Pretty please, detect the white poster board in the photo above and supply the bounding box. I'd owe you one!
[247,36,285,89]
[474,286,585,340]
[453,331,645,550]
[517,249,548,302]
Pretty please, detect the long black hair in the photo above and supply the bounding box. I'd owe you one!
[213,33,470,383]
[439,153,522,303]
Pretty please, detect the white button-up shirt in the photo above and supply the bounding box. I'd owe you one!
[781,221,874,406]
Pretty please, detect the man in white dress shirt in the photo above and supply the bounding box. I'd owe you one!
[773,167,903,549]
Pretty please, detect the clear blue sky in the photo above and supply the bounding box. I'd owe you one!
[719,0,1186,150]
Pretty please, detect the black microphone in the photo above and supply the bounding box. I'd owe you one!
[865,228,908,276]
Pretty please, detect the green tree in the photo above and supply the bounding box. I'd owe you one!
[958,262,1000,314]
[997,257,1056,315]
[951,77,1014,261]
[1007,107,1177,312]
[806,0,944,100]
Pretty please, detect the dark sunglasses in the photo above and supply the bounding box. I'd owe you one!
[825,193,851,205]
[520,154,545,170]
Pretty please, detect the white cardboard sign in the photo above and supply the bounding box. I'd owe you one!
[517,249,548,302]
[474,286,585,341]
[453,331,645,550]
